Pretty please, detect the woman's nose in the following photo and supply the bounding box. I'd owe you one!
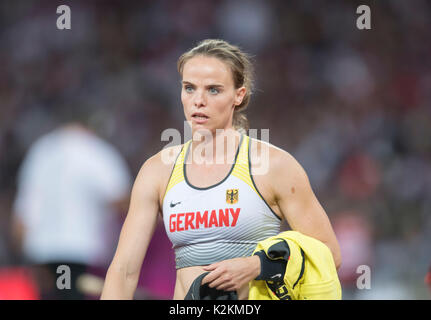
[193,90,206,107]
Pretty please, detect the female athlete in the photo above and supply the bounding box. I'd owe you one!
[101,39,341,300]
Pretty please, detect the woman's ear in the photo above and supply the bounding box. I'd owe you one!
[235,87,247,106]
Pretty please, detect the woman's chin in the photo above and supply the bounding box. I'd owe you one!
[192,125,213,136]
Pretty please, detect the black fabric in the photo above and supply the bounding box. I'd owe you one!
[266,281,292,300]
[184,272,238,300]
[266,240,291,260]
[254,240,290,283]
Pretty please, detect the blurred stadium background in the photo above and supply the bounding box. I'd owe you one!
[0,0,430,299]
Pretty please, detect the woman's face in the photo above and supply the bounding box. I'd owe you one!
[181,55,246,134]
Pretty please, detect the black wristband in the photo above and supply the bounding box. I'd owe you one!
[254,250,287,283]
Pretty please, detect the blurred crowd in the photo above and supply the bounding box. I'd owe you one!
[0,0,430,299]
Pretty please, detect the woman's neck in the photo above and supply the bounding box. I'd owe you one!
[189,128,242,166]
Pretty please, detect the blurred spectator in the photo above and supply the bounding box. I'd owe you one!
[10,123,132,299]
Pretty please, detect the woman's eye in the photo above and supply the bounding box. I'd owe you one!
[209,87,219,94]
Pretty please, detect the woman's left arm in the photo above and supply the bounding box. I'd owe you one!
[202,146,342,292]
[269,148,342,269]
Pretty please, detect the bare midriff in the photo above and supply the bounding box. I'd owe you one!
[173,265,249,300]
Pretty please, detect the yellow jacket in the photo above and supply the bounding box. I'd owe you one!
[249,231,342,300]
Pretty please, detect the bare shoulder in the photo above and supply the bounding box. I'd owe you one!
[158,143,184,168]
[250,139,311,203]
[249,137,304,176]
[134,144,184,204]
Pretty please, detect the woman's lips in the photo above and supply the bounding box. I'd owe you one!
[192,114,209,124]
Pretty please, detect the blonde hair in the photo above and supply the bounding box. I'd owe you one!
[177,39,255,133]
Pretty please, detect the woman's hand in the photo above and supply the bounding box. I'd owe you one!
[201,256,261,292]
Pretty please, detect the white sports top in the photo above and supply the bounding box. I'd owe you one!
[162,134,282,269]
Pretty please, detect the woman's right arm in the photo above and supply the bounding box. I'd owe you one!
[100,154,162,299]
